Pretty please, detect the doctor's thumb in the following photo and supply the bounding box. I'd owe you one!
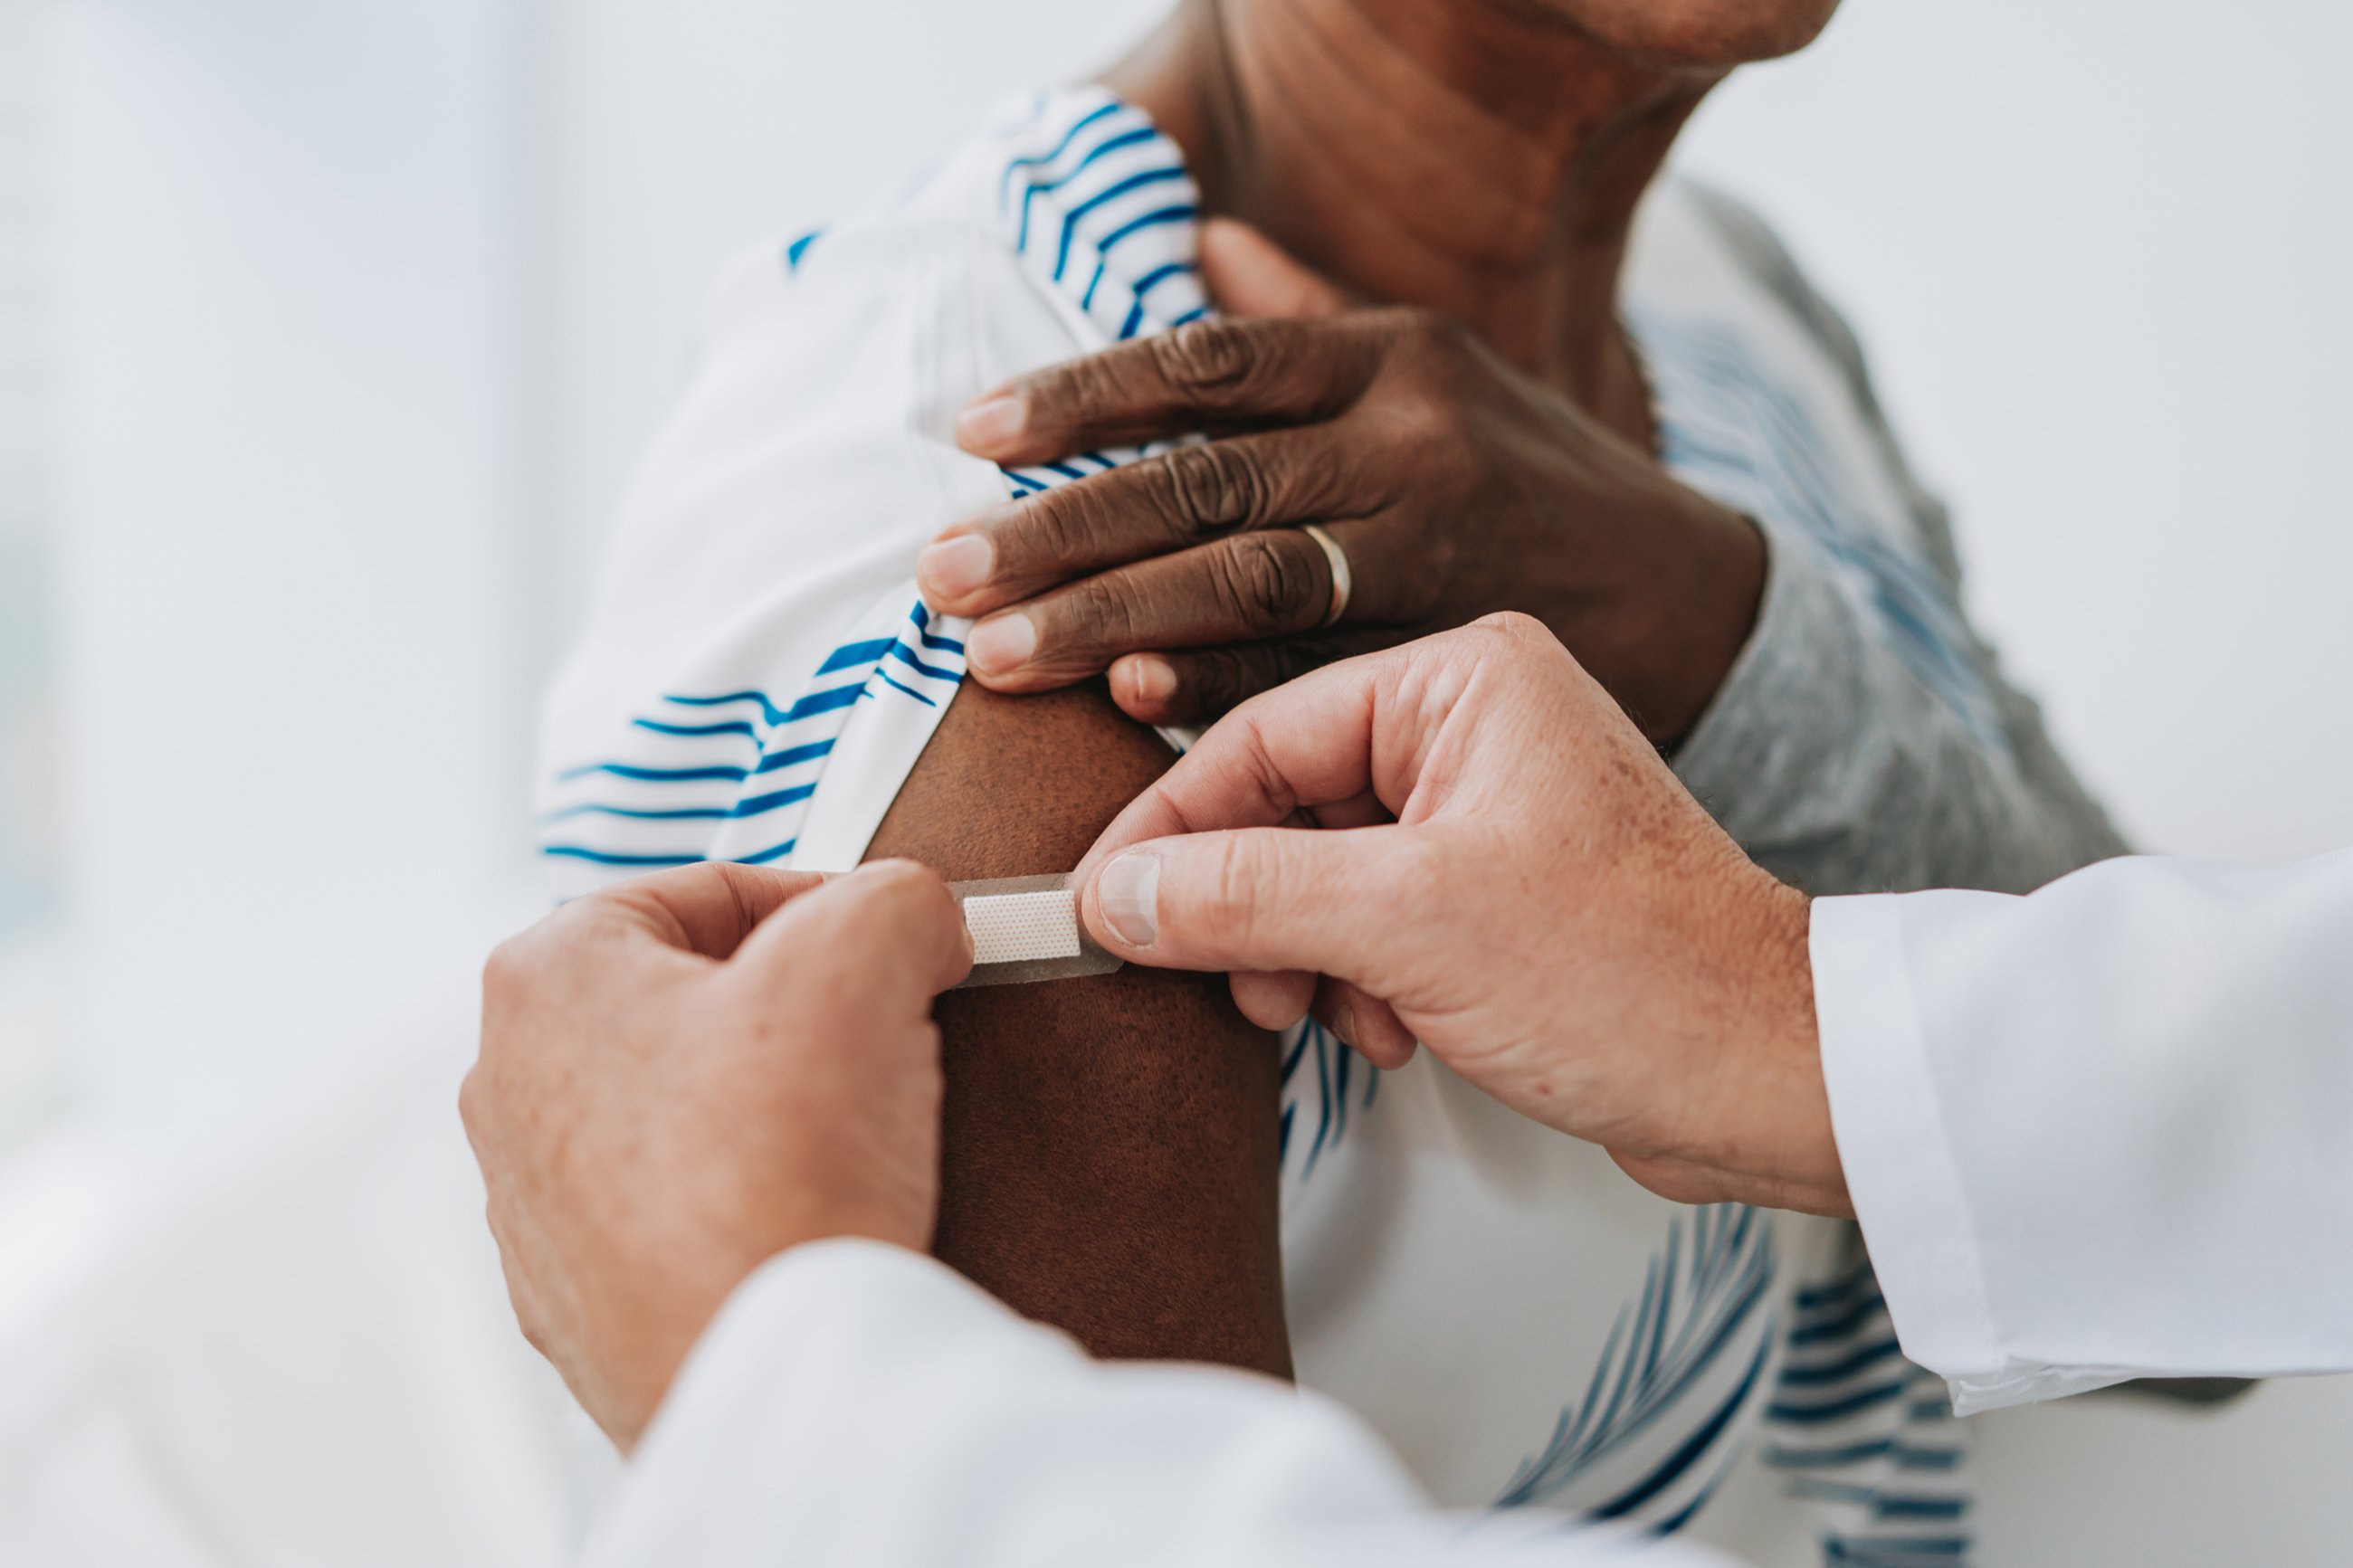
[1080,825,1415,986]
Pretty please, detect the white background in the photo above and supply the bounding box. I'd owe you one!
[5,0,2348,1562]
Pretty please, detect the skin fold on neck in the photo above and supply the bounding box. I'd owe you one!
[1105,0,1731,448]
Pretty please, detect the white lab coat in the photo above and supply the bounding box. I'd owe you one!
[586,845,2353,1566]
[586,1239,1739,1568]
[1815,845,2353,1413]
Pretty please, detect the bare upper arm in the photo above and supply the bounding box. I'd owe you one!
[866,681,1291,1378]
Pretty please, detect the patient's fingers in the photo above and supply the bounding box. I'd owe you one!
[1108,633,1397,728]
[919,425,1383,616]
[961,527,1344,689]
[1078,655,1391,878]
[955,315,1391,466]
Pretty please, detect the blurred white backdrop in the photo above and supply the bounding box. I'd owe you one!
[3,0,2348,1562]
[47,0,543,1131]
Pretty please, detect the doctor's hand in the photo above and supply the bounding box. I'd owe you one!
[1076,614,1848,1218]
[921,219,1763,746]
[462,860,972,1451]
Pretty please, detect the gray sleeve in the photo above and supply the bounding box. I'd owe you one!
[1668,186,2128,896]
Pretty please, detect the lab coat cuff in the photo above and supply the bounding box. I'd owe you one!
[584,1238,1011,1568]
[634,1235,959,1438]
[1812,894,2011,1410]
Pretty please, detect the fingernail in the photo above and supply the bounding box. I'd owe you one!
[1125,655,1177,710]
[1097,852,1160,947]
[956,393,1025,453]
[917,534,994,601]
[966,613,1035,676]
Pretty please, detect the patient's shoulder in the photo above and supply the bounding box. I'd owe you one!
[706,86,1207,375]
[1670,181,1881,418]
[540,88,1215,898]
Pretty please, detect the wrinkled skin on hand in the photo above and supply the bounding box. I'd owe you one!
[920,221,1767,745]
[462,860,971,1449]
[1074,614,1846,1218]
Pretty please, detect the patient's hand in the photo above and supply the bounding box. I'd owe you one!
[462,860,971,1450]
[922,219,1764,747]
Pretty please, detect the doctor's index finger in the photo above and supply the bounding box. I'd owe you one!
[1075,652,1394,881]
[1078,616,1579,876]
[486,865,829,996]
[736,859,975,1000]
[954,316,1387,467]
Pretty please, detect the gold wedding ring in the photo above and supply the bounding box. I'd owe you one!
[1300,523,1353,630]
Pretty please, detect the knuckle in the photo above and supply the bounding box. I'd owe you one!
[1394,305,1470,360]
[1160,647,1253,723]
[1399,391,1465,453]
[1210,835,1280,940]
[1377,362,1470,451]
[1060,572,1148,653]
[857,858,946,913]
[1379,413,1477,518]
[1470,611,1566,670]
[1477,609,1551,648]
[481,935,535,999]
[1016,485,1099,565]
[1149,320,1256,397]
[456,1067,489,1137]
[1156,443,1267,537]
[1186,642,1318,721]
[1453,613,1568,686]
[1211,533,1319,630]
[1039,355,1125,428]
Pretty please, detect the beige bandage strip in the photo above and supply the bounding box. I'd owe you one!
[966,889,1082,965]
[948,874,1125,988]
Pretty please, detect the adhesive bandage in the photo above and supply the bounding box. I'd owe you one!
[948,874,1125,988]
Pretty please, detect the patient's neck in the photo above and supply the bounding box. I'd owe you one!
[1105,0,1716,442]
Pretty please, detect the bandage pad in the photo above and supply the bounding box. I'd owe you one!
[948,874,1124,988]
